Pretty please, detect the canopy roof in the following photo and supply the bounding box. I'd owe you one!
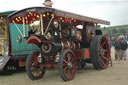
[8,7,110,25]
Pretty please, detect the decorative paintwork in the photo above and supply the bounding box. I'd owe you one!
[9,23,40,55]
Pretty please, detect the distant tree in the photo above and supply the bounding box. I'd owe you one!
[119,29,126,34]
[112,28,118,34]
[107,29,112,35]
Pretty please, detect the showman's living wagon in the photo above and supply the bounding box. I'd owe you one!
[8,7,111,81]
[0,11,39,71]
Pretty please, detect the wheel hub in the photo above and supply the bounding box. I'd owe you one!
[68,62,73,69]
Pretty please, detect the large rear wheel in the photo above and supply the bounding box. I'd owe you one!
[58,49,76,81]
[90,35,110,69]
[26,51,46,80]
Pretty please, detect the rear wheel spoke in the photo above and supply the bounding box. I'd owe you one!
[100,42,106,48]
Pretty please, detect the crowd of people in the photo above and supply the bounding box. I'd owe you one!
[114,36,128,60]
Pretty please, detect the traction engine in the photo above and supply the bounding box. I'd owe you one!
[8,7,111,81]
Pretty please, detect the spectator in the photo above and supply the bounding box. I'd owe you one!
[120,38,127,60]
[114,38,121,60]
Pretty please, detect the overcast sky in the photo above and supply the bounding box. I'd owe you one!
[0,0,128,26]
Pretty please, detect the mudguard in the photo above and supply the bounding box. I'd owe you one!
[0,56,10,71]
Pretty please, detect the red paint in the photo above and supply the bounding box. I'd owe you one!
[83,49,90,58]
[27,36,41,47]
[40,64,58,68]
[73,49,90,59]
[73,50,82,59]
[76,31,82,40]
[34,56,37,63]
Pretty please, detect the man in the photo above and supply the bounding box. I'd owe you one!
[120,38,127,60]
[114,38,121,60]
[43,0,53,7]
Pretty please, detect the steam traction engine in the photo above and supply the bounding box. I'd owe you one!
[9,7,111,81]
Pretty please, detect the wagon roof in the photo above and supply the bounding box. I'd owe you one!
[8,7,110,25]
[0,10,16,16]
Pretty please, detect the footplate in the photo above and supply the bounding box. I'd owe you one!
[0,56,10,71]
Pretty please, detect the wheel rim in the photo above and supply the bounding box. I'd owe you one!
[99,37,110,68]
[59,50,76,81]
[29,52,45,79]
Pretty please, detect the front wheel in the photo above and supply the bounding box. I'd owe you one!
[58,49,76,81]
[26,51,46,80]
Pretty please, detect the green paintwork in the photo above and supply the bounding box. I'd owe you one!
[0,10,16,15]
[0,10,40,56]
[9,23,40,56]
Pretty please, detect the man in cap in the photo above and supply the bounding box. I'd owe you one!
[43,0,53,7]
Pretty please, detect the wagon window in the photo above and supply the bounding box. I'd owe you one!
[29,20,41,35]
[0,16,7,38]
